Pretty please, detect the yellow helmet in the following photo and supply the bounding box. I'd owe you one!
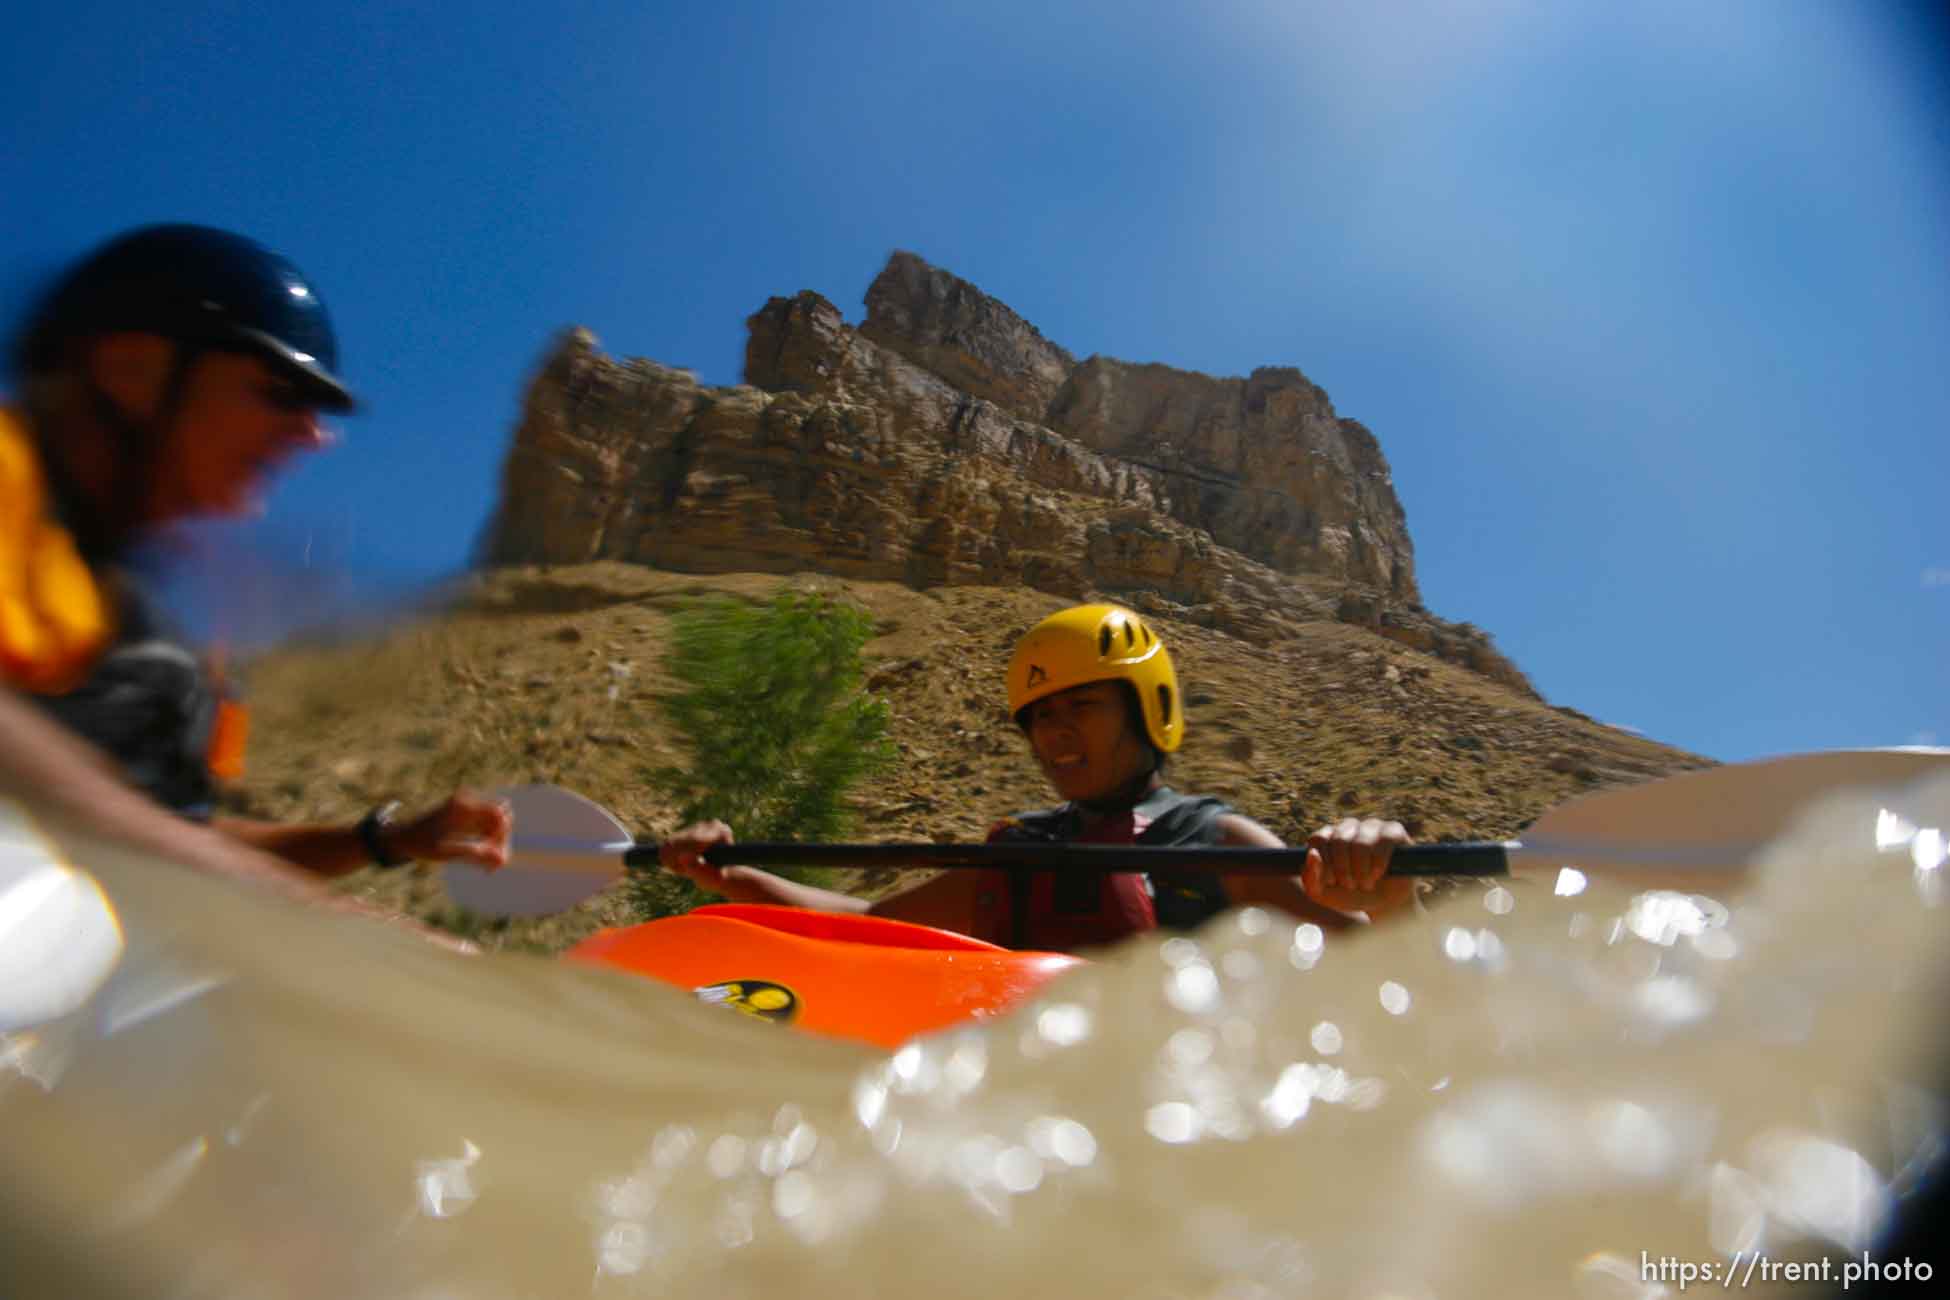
[1007,603,1183,752]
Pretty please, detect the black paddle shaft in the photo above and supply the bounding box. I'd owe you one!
[622,840,1516,877]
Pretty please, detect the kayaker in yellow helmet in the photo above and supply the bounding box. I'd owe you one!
[1,225,506,933]
[660,603,1415,950]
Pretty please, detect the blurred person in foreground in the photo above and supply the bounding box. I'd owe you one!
[660,603,1416,951]
[1,224,506,939]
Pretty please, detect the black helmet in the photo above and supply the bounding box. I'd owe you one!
[15,224,357,413]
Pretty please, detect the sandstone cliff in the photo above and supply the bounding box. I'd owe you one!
[481,253,1531,695]
[857,250,1076,422]
[234,564,1710,953]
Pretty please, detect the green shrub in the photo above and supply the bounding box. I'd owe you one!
[625,591,895,921]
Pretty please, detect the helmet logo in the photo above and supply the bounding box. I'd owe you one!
[1025,664,1048,689]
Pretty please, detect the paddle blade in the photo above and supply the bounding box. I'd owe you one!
[1512,747,1950,887]
[440,785,630,918]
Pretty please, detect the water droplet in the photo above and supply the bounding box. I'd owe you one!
[414,1140,481,1219]
[597,1221,650,1275]
[995,1147,1043,1193]
[943,1038,988,1093]
[650,1124,696,1169]
[1166,1027,1215,1067]
[888,1042,941,1093]
[1745,1130,1889,1252]
[1026,1115,1098,1167]
[1160,937,1203,968]
[1196,1095,1251,1140]
[780,1122,818,1168]
[1876,807,1919,850]
[1035,1002,1092,1047]
[952,1136,1006,1185]
[1690,928,1739,961]
[772,1170,816,1219]
[1050,1120,1097,1167]
[1166,962,1221,1013]
[853,1077,888,1129]
[1635,975,1712,1025]
[598,1174,654,1220]
[1260,1065,1315,1129]
[1145,1102,1201,1144]
[1221,948,1263,981]
[1625,892,1714,946]
[706,1134,747,1178]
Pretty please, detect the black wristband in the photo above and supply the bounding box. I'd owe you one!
[357,801,410,869]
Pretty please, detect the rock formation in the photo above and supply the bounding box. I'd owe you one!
[481,252,1533,695]
[857,250,1075,422]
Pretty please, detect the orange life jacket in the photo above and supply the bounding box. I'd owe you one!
[1,404,247,808]
[0,405,115,692]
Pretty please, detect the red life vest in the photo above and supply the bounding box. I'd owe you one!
[970,787,1233,953]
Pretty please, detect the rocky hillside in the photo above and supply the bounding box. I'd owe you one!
[226,565,1709,954]
[480,252,1530,694]
[249,255,1715,949]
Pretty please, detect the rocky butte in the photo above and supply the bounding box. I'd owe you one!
[481,251,1533,693]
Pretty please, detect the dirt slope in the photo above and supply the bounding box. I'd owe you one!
[225,563,1710,951]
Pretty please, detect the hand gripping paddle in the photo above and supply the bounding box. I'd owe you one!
[440,748,1950,918]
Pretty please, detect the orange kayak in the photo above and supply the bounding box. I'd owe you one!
[565,904,1083,1049]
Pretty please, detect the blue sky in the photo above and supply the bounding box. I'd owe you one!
[5,1,1946,764]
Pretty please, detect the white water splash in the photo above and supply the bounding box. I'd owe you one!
[2,774,1945,1297]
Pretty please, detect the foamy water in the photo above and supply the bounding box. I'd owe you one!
[4,773,1946,1298]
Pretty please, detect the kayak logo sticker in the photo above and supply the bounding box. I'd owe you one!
[693,979,800,1025]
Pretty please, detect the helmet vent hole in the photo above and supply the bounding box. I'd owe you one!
[1158,685,1173,726]
[1099,627,1112,657]
[1123,623,1136,648]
